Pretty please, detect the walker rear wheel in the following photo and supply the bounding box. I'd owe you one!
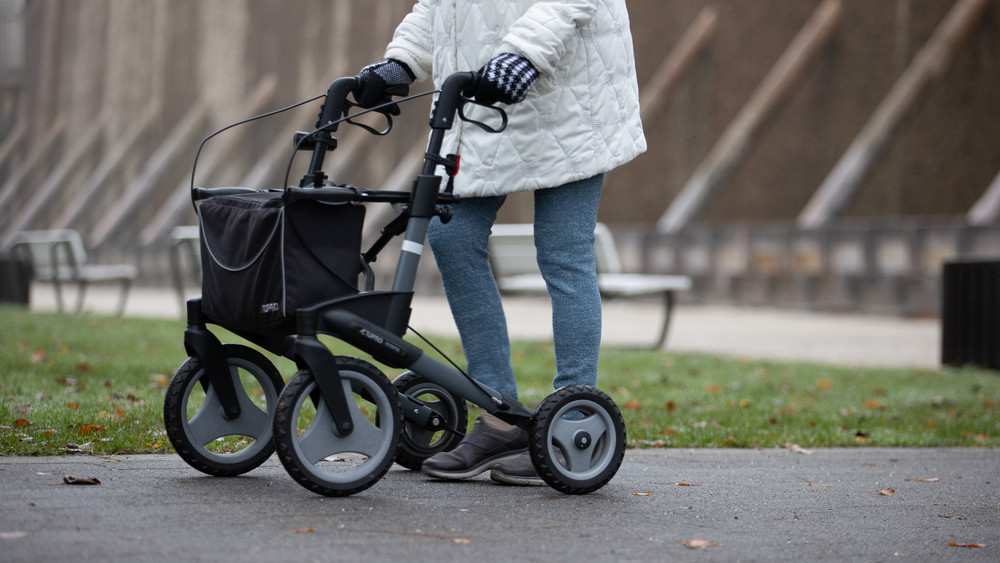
[392,371,468,470]
[529,385,626,495]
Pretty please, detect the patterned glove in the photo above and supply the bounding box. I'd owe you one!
[355,59,415,111]
[474,53,540,105]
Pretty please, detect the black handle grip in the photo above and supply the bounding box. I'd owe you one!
[430,72,477,130]
[317,76,360,133]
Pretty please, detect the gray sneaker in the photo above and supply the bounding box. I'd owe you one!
[421,413,527,480]
[489,452,545,486]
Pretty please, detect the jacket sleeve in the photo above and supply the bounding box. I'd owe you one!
[498,0,598,77]
[384,0,434,82]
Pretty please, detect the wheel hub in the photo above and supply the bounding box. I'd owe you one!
[574,430,592,449]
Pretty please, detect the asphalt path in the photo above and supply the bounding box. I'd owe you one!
[2,448,997,562]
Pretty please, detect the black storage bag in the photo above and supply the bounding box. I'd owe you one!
[198,190,365,334]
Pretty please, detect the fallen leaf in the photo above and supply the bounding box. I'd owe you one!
[948,543,985,548]
[76,424,106,436]
[634,491,652,496]
[30,349,46,363]
[55,376,77,387]
[452,538,471,544]
[792,474,832,488]
[13,418,31,428]
[785,442,813,455]
[817,379,833,389]
[683,538,720,549]
[63,476,101,485]
[13,405,31,414]
[876,488,895,496]
[622,399,642,411]
[938,514,968,520]
[905,478,939,482]
[704,385,722,394]
[292,526,314,533]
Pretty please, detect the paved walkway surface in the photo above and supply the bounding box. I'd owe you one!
[27,283,941,368]
[8,284,988,562]
[1,449,997,562]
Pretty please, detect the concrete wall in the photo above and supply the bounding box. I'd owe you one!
[1,0,998,314]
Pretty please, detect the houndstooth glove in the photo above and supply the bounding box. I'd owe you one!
[356,59,415,110]
[474,53,540,106]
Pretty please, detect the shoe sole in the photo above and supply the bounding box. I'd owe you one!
[420,448,527,480]
[489,469,545,486]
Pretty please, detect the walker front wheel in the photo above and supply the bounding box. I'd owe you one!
[273,357,401,496]
[163,344,284,476]
[529,385,626,495]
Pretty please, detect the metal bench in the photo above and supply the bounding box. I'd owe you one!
[487,223,692,349]
[8,229,138,315]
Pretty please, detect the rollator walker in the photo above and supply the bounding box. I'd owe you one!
[163,72,627,496]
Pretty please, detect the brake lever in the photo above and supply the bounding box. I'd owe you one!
[457,97,508,134]
[343,99,394,136]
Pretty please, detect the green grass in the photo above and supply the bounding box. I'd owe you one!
[1,305,998,456]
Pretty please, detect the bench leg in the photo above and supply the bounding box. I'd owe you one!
[51,276,65,313]
[169,241,186,314]
[75,280,89,314]
[654,291,675,349]
[116,279,132,317]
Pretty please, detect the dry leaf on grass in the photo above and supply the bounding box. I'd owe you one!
[682,538,720,549]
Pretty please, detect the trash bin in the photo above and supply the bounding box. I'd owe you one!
[941,260,1000,370]
[0,251,31,305]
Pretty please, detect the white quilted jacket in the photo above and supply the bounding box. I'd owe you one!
[385,0,647,197]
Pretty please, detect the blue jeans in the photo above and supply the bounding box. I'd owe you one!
[426,175,604,399]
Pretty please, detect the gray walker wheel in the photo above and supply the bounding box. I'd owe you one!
[163,344,284,476]
[529,385,626,494]
[272,356,402,497]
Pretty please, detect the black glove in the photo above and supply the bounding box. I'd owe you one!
[356,59,415,112]
[474,53,540,106]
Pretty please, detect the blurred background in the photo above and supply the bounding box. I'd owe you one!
[1,0,998,317]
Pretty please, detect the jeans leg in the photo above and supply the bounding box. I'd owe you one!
[426,195,519,399]
[533,175,604,390]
